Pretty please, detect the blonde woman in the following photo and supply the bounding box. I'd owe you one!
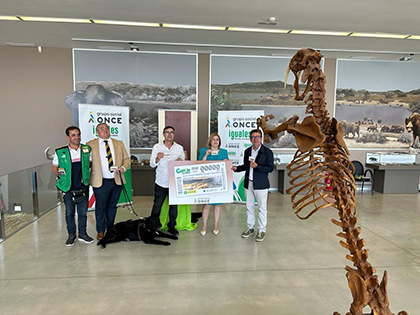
[198,133,229,236]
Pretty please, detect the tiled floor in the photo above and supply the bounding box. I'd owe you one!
[0,192,419,314]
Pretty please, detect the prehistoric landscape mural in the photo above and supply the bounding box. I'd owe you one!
[336,60,420,148]
[70,50,197,148]
[211,55,315,148]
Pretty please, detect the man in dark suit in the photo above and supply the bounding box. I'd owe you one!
[87,123,130,240]
[232,129,274,242]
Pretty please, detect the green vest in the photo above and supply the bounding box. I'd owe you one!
[55,145,91,192]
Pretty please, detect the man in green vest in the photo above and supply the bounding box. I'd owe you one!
[52,126,94,247]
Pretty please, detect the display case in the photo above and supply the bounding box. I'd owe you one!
[366,152,417,165]
[274,152,300,194]
[131,152,152,165]
[273,153,295,165]
[130,151,155,196]
[366,151,420,194]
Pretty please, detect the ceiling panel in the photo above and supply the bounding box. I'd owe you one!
[1,0,419,61]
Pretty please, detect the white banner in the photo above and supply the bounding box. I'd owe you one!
[218,110,264,202]
[78,104,132,207]
[79,104,130,146]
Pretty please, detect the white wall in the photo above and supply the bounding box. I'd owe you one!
[0,47,73,176]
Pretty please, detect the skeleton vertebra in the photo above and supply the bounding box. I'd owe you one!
[257,48,408,315]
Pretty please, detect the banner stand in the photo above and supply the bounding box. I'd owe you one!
[78,104,132,209]
[218,110,264,202]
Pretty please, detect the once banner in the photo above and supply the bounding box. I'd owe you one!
[78,104,132,207]
[168,160,233,205]
[218,110,264,202]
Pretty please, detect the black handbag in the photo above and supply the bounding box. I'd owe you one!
[70,190,87,203]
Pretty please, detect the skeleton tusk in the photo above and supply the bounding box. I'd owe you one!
[284,66,290,89]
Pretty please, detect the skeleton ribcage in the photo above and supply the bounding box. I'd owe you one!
[287,143,357,219]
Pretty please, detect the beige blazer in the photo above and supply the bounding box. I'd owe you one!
[87,138,131,188]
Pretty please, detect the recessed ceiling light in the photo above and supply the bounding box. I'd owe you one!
[350,32,408,39]
[290,30,350,36]
[20,16,91,23]
[229,27,288,33]
[162,23,225,31]
[93,20,159,27]
[0,15,19,21]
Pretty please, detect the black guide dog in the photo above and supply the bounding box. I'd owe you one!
[97,216,178,248]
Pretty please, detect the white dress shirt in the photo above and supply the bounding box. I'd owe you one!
[99,137,116,179]
[52,145,92,166]
[150,141,185,188]
[249,144,261,181]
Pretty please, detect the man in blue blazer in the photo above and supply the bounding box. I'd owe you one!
[232,129,274,242]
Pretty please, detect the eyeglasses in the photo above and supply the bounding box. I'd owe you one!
[251,135,261,139]
[164,131,175,134]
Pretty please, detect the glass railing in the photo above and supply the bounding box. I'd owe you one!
[35,163,62,216]
[0,162,60,242]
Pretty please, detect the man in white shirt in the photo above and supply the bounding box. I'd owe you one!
[150,126,185,236]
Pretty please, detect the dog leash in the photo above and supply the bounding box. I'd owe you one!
[118,171,140,218]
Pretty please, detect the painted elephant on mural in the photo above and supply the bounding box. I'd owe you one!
[65,84,125,126]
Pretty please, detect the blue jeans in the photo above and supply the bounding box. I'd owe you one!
[63,190,88,236]
[93,179,123,233]
[151,184,177,230]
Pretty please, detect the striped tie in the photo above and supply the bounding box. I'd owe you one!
[104,140,114,171]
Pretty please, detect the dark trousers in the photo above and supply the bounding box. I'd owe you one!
[93,179,123,233]
[63,190,88,236]
[151,184,177,230]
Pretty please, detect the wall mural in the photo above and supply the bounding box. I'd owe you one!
[336,60,420,148]
[69,50,197,149]
[211,55,313,148]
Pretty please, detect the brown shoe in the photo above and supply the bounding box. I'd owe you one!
[97,232,104,240]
